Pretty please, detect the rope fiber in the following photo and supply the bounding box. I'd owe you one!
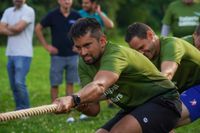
[0,104,57,122]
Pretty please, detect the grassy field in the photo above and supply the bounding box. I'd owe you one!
[0,45,200,133]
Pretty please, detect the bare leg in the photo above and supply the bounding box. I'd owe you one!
[66,83,73,96]
[96,129,109,133]
[110,114,142,133]
[169,102,191,133]
[51,86,59,103]
[175,102,191,127]
[169,130,175,133]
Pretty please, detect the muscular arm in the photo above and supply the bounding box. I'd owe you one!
[77,70,119,103]
[161,61,178,80]
[54,70,119,114]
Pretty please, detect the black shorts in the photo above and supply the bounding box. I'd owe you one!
[101,97,181,133]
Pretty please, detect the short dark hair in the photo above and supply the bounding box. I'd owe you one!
[195,25,200,36]
[69,18,103,40]
[125,22,153,43]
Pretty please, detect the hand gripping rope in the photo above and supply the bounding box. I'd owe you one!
[0,104,58,122]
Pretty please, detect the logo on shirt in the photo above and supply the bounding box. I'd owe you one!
[190,99,197,106]
[178,16,199,27]
[110,93,123,103]
[69,20,76,24]
[143,117,149,123]
[104,84,119,95]
[104,84,123,103]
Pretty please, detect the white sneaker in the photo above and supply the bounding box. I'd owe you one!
[66,117,75,123]
[79,114,88,120]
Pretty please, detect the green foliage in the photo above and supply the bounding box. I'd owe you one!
[116,0,174,33]
[0,0,178,46]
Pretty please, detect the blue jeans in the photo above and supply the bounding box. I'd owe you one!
[7,56,32,110]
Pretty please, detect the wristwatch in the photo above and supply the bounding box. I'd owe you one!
[71,95,81,107]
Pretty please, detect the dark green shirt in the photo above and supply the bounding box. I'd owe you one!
[79,42,178,110]
[153,36,200,93]
[162,1,200,37]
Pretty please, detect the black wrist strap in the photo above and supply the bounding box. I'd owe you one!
[71,95,81,107]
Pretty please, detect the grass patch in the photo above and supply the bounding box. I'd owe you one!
[0,45,200,133]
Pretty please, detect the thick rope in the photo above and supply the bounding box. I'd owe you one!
[0,104,57,122]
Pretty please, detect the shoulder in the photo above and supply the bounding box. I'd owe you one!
[160,37,179,50]
[44,8,59,18]
[3,7,14,14]
[79,9,86,14]
[46,7,59,16]
[165,1,181,11]
[160,36,177,44]
[70,9,82,17]
[169,1,181,7]
[23,4,35,13]
[104,42,135,60]
[160,36,189,53]
[79,9,88,16]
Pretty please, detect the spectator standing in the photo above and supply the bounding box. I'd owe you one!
[161,0,200,37]
[35,0,81,122]
[0,0,35,110]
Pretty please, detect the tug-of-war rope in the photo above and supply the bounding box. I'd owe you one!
[0,104,58,122]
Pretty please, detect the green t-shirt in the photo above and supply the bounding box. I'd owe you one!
[153,36,200,93]
[78,42,178,110]
[162,1,200,37]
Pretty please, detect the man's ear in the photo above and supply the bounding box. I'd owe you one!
[99,35,107,47]
[146,30,154,40]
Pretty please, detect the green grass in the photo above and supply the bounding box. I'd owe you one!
[0,45,200,133]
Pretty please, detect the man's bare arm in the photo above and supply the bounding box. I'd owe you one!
[35,23,58,54]
[0,22,14,35]
[0,20,28,36]
[7,20,28,34]
[53,70,119,113]
[161,61,178,80]
[77,70,119,103]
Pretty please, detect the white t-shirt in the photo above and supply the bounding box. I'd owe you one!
[1,4,35,57]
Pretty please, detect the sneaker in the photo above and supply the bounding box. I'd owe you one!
[79,114,88,120]
[66,117,75,123]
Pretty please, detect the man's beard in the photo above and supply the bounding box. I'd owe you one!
[84,55,101,65]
